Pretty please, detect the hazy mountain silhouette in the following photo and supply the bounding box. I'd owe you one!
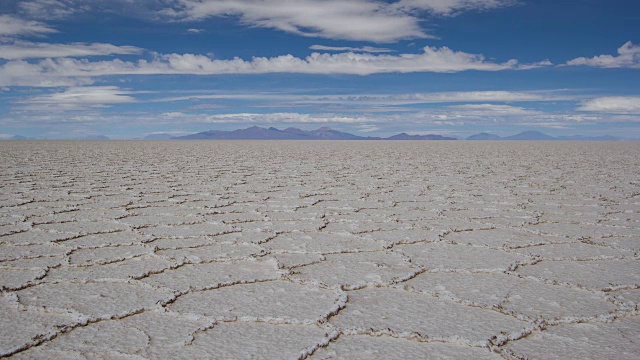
[554,135,620,141]
[72,135,110,140]
[466,132,502,140]
[174,126,381,140]
[176,126,314,140]
[9,135,28,140]
[502,131,556,140]
[280,127,313,137]
[307,126,378,140]
[465,131,622,141]
[387,133,456,140]
[172,127,623,141]
[144,133,175,140]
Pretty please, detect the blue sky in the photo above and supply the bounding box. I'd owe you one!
[0,0,638,139]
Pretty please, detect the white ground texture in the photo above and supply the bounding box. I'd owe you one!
[1,141,639,359]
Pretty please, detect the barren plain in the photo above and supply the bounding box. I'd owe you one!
[1,140,639,359]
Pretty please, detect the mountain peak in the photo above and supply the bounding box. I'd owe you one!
[466,132,502,140]
[387,133,457,140]
[504,131,555,140]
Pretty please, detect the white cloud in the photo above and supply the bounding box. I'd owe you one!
[309,45,394,53]
[0,59,93,87]
[394,0,514,15]
[386,90,553,103]
[356,124,381,132]
[164,0,427,42]
[0,15,57,36]
[150,90,569,111]
[158,46,520,74]
[0,46,537,86]
[578,96,640,114]
[14,0,168,21]
[566,41,640,68]
[164,0,517,42]
[187,28,204,33]
[5,0,516,42]
[17,0,87,20]
[17,86,136,111]
[159,112,370,124]
[449,103,540,115]
[0,40,143,59]
[517,59,553,70]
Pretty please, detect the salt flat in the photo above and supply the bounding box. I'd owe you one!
[1,140,639,359]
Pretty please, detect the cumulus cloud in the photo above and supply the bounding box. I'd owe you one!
[0,14,57,36]
[566,41,640,68]
[578,96,640,113]
[157,46,521,74]
[164,0,427,42]
[17,86,136,111]
[309,45,394,53]
[0,59,91,87]
[0,40,143,60]
[0,46,538,86]
[4,0,516,42]
[163,0,517,42]
[168,2,404,42]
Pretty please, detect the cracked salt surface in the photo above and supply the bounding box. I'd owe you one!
[310,335,503,359]
[169,280,339,323]
[1,141,639,358]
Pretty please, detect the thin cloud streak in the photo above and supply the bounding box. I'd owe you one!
[152,90,571,105]
[0,46,548,87]
[0,14,57,36]
[0,40,143,60]
[309,45,394,53]
[16,86,136,111]
[578,96,640,114]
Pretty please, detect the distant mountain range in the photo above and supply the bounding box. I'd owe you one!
[465,131,621,141]
[172,126,378,140]
[143,133,175,140]
[4,128,628,141]
[170,126,457,140]
[168,127,622,141]
[386,132,457,140]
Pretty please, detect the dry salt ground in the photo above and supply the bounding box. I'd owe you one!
[1,140,639,359]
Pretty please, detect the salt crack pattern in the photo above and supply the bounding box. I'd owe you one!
[1,141,639,359]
